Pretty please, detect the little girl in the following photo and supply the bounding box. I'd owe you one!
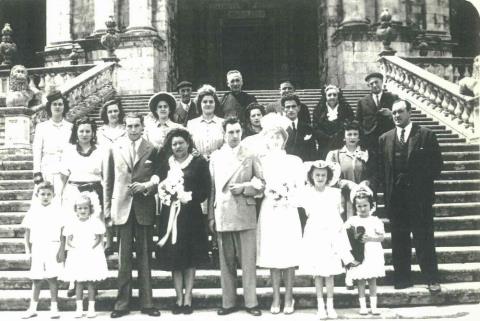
[23,181,64,319]
[300,161,353,319]
[62,193,108,318]
[345,186,385,315]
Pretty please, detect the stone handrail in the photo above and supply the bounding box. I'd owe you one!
[379,55,479,142]
[401,56,474,83]
[59,62,116,121]
[0,64,95,99]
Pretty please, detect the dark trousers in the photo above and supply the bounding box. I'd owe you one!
[114,211,154,311]
[390,187,439,285]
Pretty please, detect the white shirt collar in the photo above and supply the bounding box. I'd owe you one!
[180,100,191,111]
[156,119,174,127]
[396,122,413,141]
[129,137,142,152]
[372,92,383,103]
[288,118,298,128]
[49,118,66,127]
[200,115,219,123]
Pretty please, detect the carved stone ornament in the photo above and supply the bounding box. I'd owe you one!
[0,23,18,67]
[376,9,397,56]
[6,65,40,107]
[459,55,480,97]
[100,16,121,61]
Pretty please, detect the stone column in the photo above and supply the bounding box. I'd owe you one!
[379,0,406,25]
[93,0,115,35]
[340,0,369,27]
[126,0,156,33]
[46,0,71,45]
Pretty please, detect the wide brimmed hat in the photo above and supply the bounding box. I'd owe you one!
[305,160,341,186]
[148,92,176,114]
[365,72,383,82]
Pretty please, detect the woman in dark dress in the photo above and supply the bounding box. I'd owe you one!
[312,85,354,159]
[155,128,211,315]
[242,102,266,139]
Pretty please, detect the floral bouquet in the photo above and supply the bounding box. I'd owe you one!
[157,167,192,247]
[266,181,292,207]
[353,149,369,163]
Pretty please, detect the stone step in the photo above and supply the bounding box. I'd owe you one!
[439,144,479,152]
[443,161,480,171]
[377,191,480,204]
[376,203,480,217]
[0,263,479,291]
[2,231,479,254]
[1,246,478,272]
[0,170,32,180]
[0,201,30,212]
[0,161,32,171]
[0,282,478,311]
[0,180,33,190]
[440,170,480,180]
[434,180,480,191]
[0,190,32,201]
[441,152,480,161]
[382,215,480,232]
[437,137,466,143]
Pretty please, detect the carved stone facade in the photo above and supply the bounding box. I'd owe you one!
[2,0,478,92]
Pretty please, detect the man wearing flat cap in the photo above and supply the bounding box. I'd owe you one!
[356,72,397,156]
[173,81,199,127]
[220,70,257,125]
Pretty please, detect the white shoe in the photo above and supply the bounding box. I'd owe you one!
[326,307,337,319]
[317,306,327,319]
[86,310,96,318]
[284,299,295,315]
[371,307,380,315]
[22,309,37,319]
[359,306,369,315]
[50,307,60,319]
[74,309,83,318]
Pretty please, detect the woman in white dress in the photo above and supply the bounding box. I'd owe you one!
[256,118,303,315]
[32,91,72,195]
[96,99,126,146]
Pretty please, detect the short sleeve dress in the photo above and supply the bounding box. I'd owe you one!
[300,186,352,276]
[61,216,109,282]
[345,215,385,280]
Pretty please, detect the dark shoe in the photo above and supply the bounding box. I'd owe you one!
[217,307,237,316]
[67,288,76,298]
[394,282,413,290]
[141,308,161,317]
[183,305,193,315]
[245,306,262,316]
[110,310,129,318]
[104,247,114,257]
[428,283,442,293]
[171,304,183,315]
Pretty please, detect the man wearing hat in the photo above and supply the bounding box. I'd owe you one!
[173,81,200,127]
[356,72,397,155]
[220,70,257,124]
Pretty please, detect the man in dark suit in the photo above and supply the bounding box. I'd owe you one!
[377,99,442,293]
[356,72,397,154]
[104,112,161,318]
[220,70,257,125]
[173,80,200,126]
[282,94,316,161]
[266,80,311,125]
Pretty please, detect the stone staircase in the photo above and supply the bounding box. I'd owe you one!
[0,89,479,311]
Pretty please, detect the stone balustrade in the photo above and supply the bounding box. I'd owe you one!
[379,55,479,142]
[0,64,95,99]
[402,56,474,83]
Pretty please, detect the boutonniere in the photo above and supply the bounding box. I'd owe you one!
[354,149,369,163]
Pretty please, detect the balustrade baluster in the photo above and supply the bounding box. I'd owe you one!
[452,97,463,124]
[444,64,453,82]
[461,100,471,127]
[412,76,420,97]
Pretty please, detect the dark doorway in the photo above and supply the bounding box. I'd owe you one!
[450,0,480,57]
[221,19,274,89]
[0,0,46,67]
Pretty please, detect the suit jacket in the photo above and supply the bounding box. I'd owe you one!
[173,100,199,127]
[266,99,312,125]
[208,145,264,232]
[104,137,160,226]
[285,121,316,161]
[377,124,443,217]
[220,91,257,124]
[356,91,396,136]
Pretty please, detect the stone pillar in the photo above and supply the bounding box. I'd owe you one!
[93,0,115,35]
[340,0,369,27]
[0,107,34,148]
[127,0,156,33]
[379,0,406,25]
[46,0,71,45]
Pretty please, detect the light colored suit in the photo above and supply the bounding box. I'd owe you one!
[208,144,263,309]
[104,137,159,311]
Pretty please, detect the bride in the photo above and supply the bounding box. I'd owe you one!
[255,113,304,315]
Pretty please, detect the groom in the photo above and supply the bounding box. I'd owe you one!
[208,117,264,316]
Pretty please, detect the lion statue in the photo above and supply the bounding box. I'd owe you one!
[5,65,40,107]
[459,55,480,97]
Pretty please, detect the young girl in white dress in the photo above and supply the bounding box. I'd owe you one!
[256,122,303,315]
[62,193,108,318]
[300,160,353,319]
[345,186,385,315]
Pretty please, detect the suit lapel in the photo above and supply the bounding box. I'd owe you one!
[119,138,133,171]
[218,146,247,191]
[368,94,377,109]
[407,124,420,161]
[133,138,151,168]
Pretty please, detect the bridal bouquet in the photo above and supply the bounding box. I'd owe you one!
[266,181,292,207]
[158,167,191,206]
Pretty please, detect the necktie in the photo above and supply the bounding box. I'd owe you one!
[291,121,296,132]
[400,128,405,145]
[375,94,380,107]
[130,140,137,167]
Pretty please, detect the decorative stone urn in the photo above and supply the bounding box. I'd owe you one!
[100,16,121,61]
[376,9,397,56]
